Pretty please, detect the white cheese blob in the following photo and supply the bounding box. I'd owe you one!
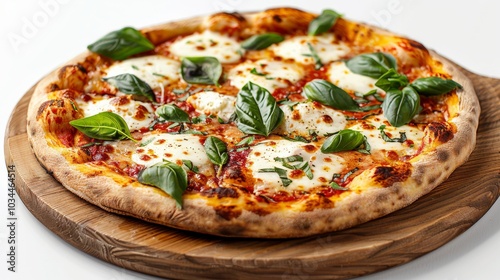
[247,140,345,193]
[170,30,243,63]
[76,95,154,131]
[132,133,214,176]
[105,55,180,89]
[272,34,350,65]
[327,61,381,94]
[348,115,424,155]
[228,59,305,92]
[276,102,347,137]
[187,91,236,121]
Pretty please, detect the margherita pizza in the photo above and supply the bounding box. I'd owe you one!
[27,8,480,238]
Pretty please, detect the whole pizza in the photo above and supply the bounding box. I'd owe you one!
[27,8,480,238]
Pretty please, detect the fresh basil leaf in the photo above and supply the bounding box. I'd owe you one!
[274,155,304,163]
[235,81,284,136]
[69,112,136,142]
[182,160,199,173]
[295,161,314,180]
[181,57,222,86]
[250,68,266,76]
[308,9,341,36]
[378,125,407,143]
[410,77,462,96]
[204,136,229,176]
[103,73,155,101]
[241,33,284,50]
[304,42,323,70]
[235,136,255,147]
[357,136,371,154]
[138,160,187,208]
[343,167,359,182]
[382,86,420,127]
[258,167,292,187]
[375,69,409,91]
[329,181,348,190]
[156,104,190,123]
[346,52,397,79]
[87,27,154,60]
[321,129,364,153]
[303,79,359,111]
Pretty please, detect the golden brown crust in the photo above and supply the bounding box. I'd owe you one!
[27,8,480,238]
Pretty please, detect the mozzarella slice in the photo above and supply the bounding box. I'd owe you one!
[228,59,305,92]
[132,133,214,176]
[276,102,347,137]
[247,140,345,193]
[105,55,180,90]
[170,30,243,63]
[76,95,154,131]
[187,91,236,121]
[272,34,350,65]
[327,61,381,94]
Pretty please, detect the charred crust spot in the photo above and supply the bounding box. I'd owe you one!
[214,205,242,221]
[293,218,311,231]
[437,149,449,162]
[273,15,282,23]
[202,187,239,199]
[408,39,428,51]
[217,225,245,236]
[304,195,334,211]
[76,63,87,74]
[373,163,412,187]
[48,83,60,92]
[37,101,52,118]
[427,122,454,143]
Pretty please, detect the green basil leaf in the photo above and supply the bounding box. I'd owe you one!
[308,9,341,36]
[378,125,407,143]
[138,160,187,208]
[156,104,190,123]
[345,52,397,79]
[258,167,292,187]
[410,77,462,96]
[382,86,420,127]
[87,27,154,60]
[103,73,155,101]
[182,159,199,173]
[204,136,229,176]
[235,81,284,136]
[375,68,409,91]
[241,33,284,50]
[69,112,136,142]
[274,155,304,163]
[181,57,222,86]
[304,42,323,70]
[294,161,314,180]
[329,181,348,190]
[303,79,359,111]
[321,129,364,153]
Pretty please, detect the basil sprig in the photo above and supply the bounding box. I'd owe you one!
[87,27,154,60]
[69,112,136,142]
[138,160,187,208]
[241,33,284,50]
[103,73,155,101]
[308,9,341,36]
[204,136,229,176]
[156,104,190,123]
[346,52,397,79]
[375,69,409,92]
[181,57,222,86]
[410,77,462,96]
[321,129,365,153]
[382,87,420,127]
[235,82,284,136]
[303,79,359,111]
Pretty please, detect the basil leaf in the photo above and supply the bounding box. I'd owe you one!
[138,160,187,208]
[87,27,154,60]
[303,79,359,111]
[321,129,364,153]
[382,86,420,127]
[308,9,341,36]
[103,73,155,101]
[235,136,255,147]
[274,155,304,163]
[181,57,222,86]
[410,77,462,96]
[303,42,323,70]
[235,81,284,136]
[329,182,348,190]
[375,69,409,91]
[241,33,284,50]
[204,136,229,176]
[378,125,407,143]
[156,104,190,123]
[295,161,314,180]
[182,160,199,173]
[346,52,397,79]
[69,112,136,142]
[258,167,292,187]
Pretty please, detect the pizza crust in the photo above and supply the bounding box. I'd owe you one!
[27,9,480,238]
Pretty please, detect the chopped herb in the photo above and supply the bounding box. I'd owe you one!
[250,68,266,76]
[236,136,255,147]
[182,160,199,173]
[329,182,349,190]
[140,137,156,147]
[258,167,292,187]
[131,65,139,70]
[303,42,323,70]
[378,125,407,143]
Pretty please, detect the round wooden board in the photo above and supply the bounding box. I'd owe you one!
[4,60,500,280]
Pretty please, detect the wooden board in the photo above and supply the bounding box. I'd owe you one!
[4,61,500,280]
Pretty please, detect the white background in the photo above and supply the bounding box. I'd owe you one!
[1,0,499,279]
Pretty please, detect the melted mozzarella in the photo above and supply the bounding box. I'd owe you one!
[187,91,236,121]
[170,30,243,63]
[228,59,304,92]
[348,115,424,155]
[247,140,345,193]
[76,95,154,131]
[327,61,381,94]
[132,133,214,176]
[272,34,350,65]
[276,102,346,137]
[105,55,180,89]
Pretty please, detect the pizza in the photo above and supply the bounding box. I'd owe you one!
[27,8,480,238]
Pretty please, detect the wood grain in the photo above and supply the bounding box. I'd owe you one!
[4,61,500,279]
